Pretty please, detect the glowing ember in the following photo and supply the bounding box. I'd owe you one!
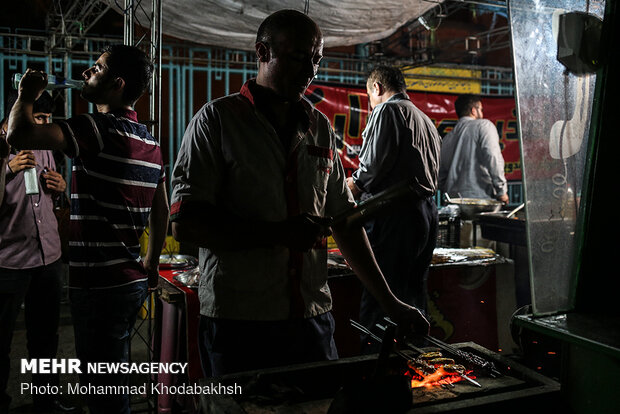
[406,366,475,388]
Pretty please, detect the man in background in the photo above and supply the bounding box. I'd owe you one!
[438,94,509,203]
[347,66,441,353]
[0,91,73,413]
[8,45,169,414]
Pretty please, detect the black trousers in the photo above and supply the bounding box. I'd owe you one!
[69,281,148,414]
[0,260,63,409]
[359,197,438,354]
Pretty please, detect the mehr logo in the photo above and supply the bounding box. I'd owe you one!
[21,359,82,374]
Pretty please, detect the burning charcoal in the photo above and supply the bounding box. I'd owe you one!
[407,359,436,376]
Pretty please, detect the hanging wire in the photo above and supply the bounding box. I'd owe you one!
[133,0,154,47]
[137,0,153,26]
[304,0,310,15]
[418,3,445,31]
[53,0,67,34]
[114,0,155,50]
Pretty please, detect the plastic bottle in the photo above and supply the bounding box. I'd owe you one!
[24,167,39,195]
[12,73,83,91]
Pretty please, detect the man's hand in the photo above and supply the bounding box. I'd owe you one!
[497,193,509,204]
[8,150,36,174]
[17,69,48,102]
[277,213,332,252]
[384,299,431,344]
[143,257,160,290]
[42,169,66,193]
[346,177,362,199]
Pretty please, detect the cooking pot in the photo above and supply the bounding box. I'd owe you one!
[446,196,503,220]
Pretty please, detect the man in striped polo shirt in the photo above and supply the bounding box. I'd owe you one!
[8,45,170,414]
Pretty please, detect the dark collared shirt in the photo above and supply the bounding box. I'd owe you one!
[170,79,354,320]
[352,93,441,197]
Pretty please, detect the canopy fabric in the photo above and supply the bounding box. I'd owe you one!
[102,0,438,50]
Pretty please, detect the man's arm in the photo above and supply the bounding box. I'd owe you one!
[143,181,170,289]
[7,70,68,151]
[331,223,430,336]
[478,120,508,202]
[437,133,455,193]
[172,203,330,253]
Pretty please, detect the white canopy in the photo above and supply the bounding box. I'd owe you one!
[102,0,439,50]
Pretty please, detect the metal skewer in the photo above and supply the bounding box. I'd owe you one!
[349,320,428,367]
[350,319,383,343]
[403,340,482,388]
[506,203,525,218]
[373,318,483,388]
[378,317,482,387]
[349,320,458,389]
[373,322,457,388]
[419,335,501,378]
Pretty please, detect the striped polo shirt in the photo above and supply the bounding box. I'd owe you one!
[58,109,165,289]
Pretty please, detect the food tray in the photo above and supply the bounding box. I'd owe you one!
[159,254,198,269]
[173,266,200,289]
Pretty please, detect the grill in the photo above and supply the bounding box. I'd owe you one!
[199,341,560,413]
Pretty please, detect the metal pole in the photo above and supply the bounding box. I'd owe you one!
[124,0,134,45]
[150,0,162,142]
[148,5,162,413]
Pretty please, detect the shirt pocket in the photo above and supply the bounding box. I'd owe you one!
[306,145,334,192]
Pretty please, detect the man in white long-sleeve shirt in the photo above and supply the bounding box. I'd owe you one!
[438,95,509,203]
